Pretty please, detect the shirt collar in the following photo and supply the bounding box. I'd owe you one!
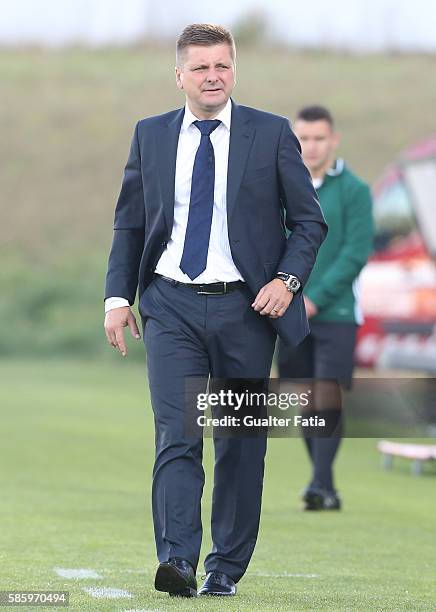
[182,98,232,132]
[326,158,345,177]
[314,158,345,189]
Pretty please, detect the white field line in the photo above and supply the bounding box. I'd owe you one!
[54,568,103,579]
[82,587,133,599]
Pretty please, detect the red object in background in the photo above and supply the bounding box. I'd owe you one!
[355,135,436,372]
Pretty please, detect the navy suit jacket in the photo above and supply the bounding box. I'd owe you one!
[105,100,327,346]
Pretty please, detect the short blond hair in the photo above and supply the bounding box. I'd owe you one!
[176,23,236,66]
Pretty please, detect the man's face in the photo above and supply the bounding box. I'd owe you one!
[175,43,236,117]
[294,119,339,174]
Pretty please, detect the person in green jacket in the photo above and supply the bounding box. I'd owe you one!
[278,105,374,510]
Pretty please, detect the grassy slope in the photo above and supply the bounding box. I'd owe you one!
[2,47,436,358]
[1,360,435,611]
[2,47,436,256]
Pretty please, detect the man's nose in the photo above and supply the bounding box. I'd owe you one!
[205,70,219,82]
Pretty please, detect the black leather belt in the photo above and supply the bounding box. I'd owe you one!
[156,274,245,295]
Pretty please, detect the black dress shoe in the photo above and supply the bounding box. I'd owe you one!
[198,571,237,596]
[154,557,197,597]
[302,485,341,511]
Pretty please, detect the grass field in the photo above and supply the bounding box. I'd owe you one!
[1,359,436,611]
[2,43,436,610]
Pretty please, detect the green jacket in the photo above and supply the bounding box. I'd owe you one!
[304,159,374,323]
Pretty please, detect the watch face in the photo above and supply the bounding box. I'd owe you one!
[277,273,300,292]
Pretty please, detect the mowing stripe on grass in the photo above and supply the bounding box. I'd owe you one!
[249,571,319,578]
[100,568,147,575]
[54,568,103,579]
[83,587,133,599]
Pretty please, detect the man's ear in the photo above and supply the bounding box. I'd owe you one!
[175,66,184,90]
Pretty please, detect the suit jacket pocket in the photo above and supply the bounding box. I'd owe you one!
[138,281,155,319]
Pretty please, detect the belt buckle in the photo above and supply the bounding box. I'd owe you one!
[197,282,226,295]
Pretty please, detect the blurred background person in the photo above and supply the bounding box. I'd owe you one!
[278,105,374,510]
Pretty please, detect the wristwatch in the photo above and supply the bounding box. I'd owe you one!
[276,272,301,294]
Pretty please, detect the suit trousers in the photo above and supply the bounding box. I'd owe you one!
[139,275,276,582]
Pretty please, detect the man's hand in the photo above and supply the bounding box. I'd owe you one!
[104,306,141,357]
[303,296,318,318]
[252,279,293,319]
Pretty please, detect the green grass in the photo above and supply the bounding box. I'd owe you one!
[1,359,435,610]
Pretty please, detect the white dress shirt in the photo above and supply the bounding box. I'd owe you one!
[105,99,243,313]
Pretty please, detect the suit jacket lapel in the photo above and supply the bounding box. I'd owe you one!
[226,100,255,223]
[156,107,184,235]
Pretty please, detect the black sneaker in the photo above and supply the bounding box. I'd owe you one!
[302,486,341,511]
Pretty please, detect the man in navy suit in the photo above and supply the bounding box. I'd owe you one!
[104,24,327,597]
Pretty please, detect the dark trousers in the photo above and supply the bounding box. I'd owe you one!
[139,276,276,582]
[278,321,357,492]
[278,321,357,387]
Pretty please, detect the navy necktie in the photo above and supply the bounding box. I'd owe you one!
[179,119,221,280]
